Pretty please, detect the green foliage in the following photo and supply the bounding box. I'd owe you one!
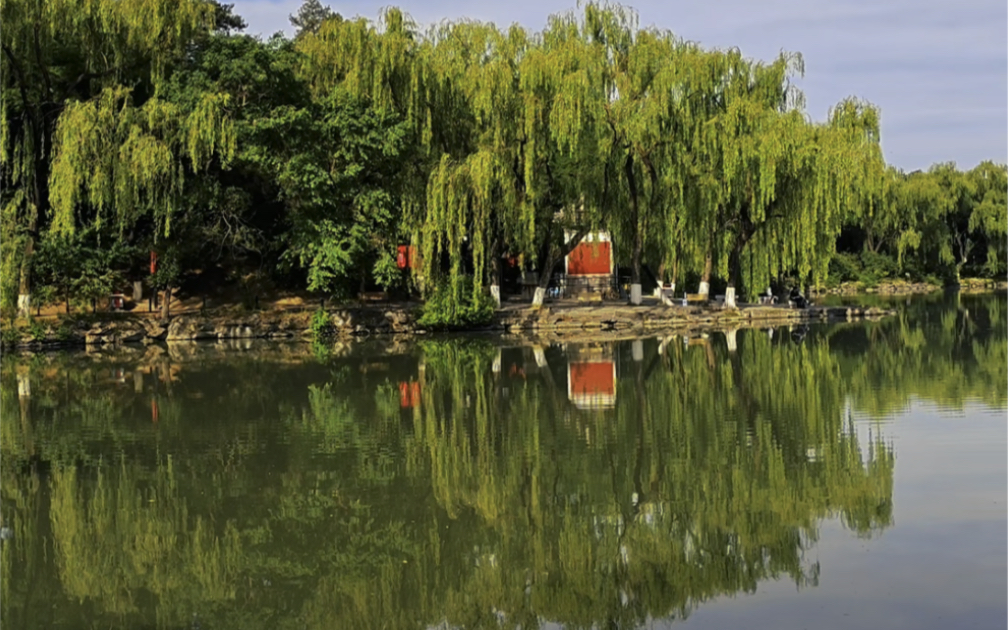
[54,322,73,342]
[289,0,338,37]
[0,321,20,346]
[827,252,861,285]
[834,161,1007,285]
[251,89,414,296]
[859,251,900,285]
[310,308,334,340]
[2,0,1004,321]
[416,278,495,330]
[27,318,47,342]
[147,252,182,292]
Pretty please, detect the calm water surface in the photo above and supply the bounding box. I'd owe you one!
[2,292,1005,629]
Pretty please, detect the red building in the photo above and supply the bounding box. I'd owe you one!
[564,231,614,294]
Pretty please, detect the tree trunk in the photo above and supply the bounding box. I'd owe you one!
[532,226,588,306]
[624,154,644,304]
[698,252,712,297]
[161,286,171,321]
[489,227,502,307]
[725,236,749,309]
[17,237,34,317]
[630,235,642,285]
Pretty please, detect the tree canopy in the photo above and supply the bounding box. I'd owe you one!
[2,0,1004,320]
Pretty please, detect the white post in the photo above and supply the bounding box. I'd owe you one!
[724,286,736,308]
[17,372,30,398]
[632,339,644,362]
[533,345,548,368]
[490,284,501,308]
[630,283,642,305]
[532,287,546,307]
[698,281,709,297]
[726,328,738,353]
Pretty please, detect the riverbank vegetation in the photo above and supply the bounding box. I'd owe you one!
[2,0,1005,325]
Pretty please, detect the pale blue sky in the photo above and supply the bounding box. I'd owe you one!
[229,0,1007,172]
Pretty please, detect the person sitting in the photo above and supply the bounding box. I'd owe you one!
[788,287,809,309]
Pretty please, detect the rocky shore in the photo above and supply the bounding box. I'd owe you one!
[2,300,896,352]
[812,278,1006,296]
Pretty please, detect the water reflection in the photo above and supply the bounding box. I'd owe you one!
[1,292,1004,629]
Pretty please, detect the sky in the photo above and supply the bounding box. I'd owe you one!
[229,0,1007,172]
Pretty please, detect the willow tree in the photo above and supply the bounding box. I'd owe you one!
[0,0,222,315]
[574,4,718,304]
[684,46,884,306]
[415,22,526,309]
[416,11,623,311]
[966,161,1008,277]
[923,161,1008,280]
[46,84,234,318]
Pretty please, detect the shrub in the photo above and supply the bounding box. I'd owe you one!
[417,278,495,330]
[310,308,335,340]
[828,251,905,287]
[28,319,47,342]
[1,324,20,347]
[55,323,73,342]
[828,252,862,284]
[860,251,899,284]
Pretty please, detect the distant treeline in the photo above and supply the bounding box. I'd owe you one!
[2,0,1004,321]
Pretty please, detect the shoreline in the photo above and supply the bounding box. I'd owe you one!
[3,283,1003,353]
[2,300,896,353]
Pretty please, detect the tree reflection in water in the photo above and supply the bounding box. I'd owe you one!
[1,293,1004,629]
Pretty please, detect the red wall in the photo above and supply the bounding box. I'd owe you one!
[569,362,615,396]
[567,241,611,275]
[397,246,418,269]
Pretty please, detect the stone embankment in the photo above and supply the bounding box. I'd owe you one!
[497,303,890,335]
[42,306,415,347]
[3,301,894,351]
[813,278,1006,296]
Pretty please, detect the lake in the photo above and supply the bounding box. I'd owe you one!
[2,291,1005,630]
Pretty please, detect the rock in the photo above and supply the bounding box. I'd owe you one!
[121,330,146,343]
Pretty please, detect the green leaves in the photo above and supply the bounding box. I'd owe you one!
[253,90,413,296]
[3,0,1004,313]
